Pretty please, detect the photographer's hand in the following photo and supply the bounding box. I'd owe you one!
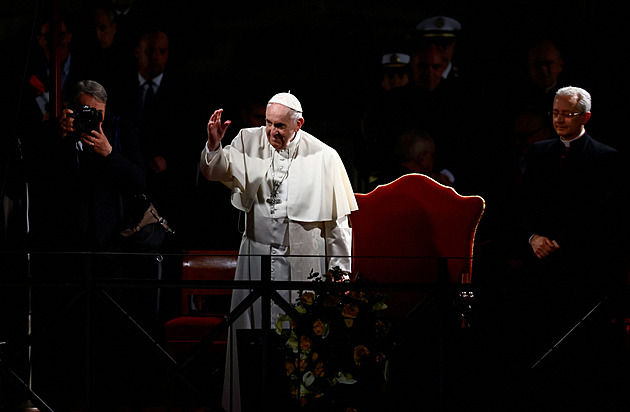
[59,108,75,139]
[81,123,112,157]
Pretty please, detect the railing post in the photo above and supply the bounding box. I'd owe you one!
[84,255,95,411]
[438,256,448,409]
[260,254,271,407]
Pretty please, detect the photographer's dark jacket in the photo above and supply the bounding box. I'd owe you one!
[28,115,145,252]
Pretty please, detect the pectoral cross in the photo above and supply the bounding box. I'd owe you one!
[266,196,282,214]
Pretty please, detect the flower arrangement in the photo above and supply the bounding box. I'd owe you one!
[275,266,390,410]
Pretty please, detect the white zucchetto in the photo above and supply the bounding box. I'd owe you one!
[268,92,303,113]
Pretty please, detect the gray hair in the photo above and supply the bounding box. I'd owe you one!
[70,80,108,106]
[556,86,591,113]
[288,108,303,122]
[267,103,303,122]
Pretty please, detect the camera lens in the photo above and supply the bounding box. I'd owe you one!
[72,106,101,135]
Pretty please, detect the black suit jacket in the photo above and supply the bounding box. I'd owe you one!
[520,133,625,286]
[522,133,620,253]
[107,71,202,226]
[108,72,186,162]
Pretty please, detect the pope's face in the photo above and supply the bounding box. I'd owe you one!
[265,103,303,151]
[551,94,590,140]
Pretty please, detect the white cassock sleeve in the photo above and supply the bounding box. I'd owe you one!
[325,215,353,272]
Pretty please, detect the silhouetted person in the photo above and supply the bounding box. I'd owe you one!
[368,128,453,191]
[109,28,191,234]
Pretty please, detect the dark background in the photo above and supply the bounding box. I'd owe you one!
[2,0,628,151]
[1,2,630,409]
[1,0,629,248]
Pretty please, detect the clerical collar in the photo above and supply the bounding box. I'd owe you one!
[138,73,163,88]
[560,128,585,148]
[276,130,301,156]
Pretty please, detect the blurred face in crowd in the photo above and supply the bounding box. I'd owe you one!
[411,44,447,92]
[430,37,456,61]
[514,111,553,154]
[528,42,563,91]
[382,67,410,91]
[551,94,590,140]
[38,21,72,62]
[265,103,304,151]
[135,31,169,79]
[94,9,117,50]
[417,139,436,173]
[242,102,266,128]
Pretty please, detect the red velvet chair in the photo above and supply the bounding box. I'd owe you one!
[350,173,485,320]
[164,250,238,360]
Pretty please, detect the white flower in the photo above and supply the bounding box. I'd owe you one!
[275,314,291,334]
[372,301,388,311]
[321,322,330,339]
[335,371,357,385]
[302,371,315,387]
[286,332,299,353]
[299,384,311,397]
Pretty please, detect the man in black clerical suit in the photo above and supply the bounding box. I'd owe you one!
[493,85,629,409]
[522,86,623,286]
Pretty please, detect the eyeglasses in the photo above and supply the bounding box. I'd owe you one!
[549,111,583,119]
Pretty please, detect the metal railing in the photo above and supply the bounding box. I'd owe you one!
[0,251,627,411]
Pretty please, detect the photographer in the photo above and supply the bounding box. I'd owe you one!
[24,80,151,409]
[28,79,146,252]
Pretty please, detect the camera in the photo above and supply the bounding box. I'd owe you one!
[68,105,103,136]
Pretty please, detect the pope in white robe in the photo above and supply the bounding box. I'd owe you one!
[199,93,358,411]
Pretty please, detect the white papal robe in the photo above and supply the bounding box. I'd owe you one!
[199,126,358,411]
